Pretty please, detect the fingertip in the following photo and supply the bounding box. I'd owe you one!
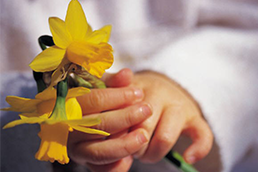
[183,134,213,164]
[114,68,134,86]
[183,118,214,164]
[183,144,207,164]
[119,68,133,79]
[136,128,149,144]
[183,152,197,164]
[105,68,134,87]
[139,103,153,118]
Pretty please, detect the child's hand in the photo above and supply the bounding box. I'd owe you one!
[68,69,153,172]
[131,70,213,164]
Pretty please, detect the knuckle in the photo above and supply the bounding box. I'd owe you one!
[140,155,162,164]
[122,88,134,102]
[88,90,104,108]
[202,137,213,154]
[202,123,214,149]
[124,111,134,126]
[197,138,213,158]
[156,133,174,148]
[124,105,140,126]
[123,144,132,155]
[206,128,214,141]
[88,148,107,164]
[95,117,108,131]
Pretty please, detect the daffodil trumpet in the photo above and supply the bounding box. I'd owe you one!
[2,0,113,166]
[2,76,109,164]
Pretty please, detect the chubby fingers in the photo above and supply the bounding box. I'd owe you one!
[77,86,144,114]
[139,106,185,163]
[69,103,152,142]
[87,156,134,172]
[94,103,152,134]
[69,128,149,165]
[182,117,213,164]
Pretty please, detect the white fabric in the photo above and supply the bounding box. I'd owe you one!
[1,0,258,172]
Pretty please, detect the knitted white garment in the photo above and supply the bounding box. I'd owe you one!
[1,0,258,171]
[129,27,258,172]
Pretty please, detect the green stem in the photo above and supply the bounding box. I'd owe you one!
[165,151,199,172]
[33,71,46,93]
[56,77,68,98]
[49,77,68,120]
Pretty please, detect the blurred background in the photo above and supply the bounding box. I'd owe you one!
[1,0,258,172]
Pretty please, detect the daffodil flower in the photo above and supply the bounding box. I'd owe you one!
[2,82,109,164]
[29,0,113,79]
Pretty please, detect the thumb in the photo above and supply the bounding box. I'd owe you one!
[102,68,133,87]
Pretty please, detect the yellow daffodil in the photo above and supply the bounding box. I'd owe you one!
[3,87,109,164]
[29,0,113,78]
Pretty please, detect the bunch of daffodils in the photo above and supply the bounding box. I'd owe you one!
[2,0,113,164]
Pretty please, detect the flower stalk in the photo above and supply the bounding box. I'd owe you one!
[49,77,68,120]
[1,0,196,170]
[1,0,112,165]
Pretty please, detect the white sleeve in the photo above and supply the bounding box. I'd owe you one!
[131,27,258,172]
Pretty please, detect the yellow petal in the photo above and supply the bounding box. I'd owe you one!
[86,24,93,36]
[65,0,88,41]
[64,116,101,126]
[87,30,108,44]
[3,96,40,112]
[67,87,90,98]
[69,124,110,136]
[3,117,45,129]
[35,87,56,100]
[35,123,70,164]
[37,99,55,117]
[65,98,82,120]
[20,112,49,120]
[49,17,72,48]
[29,46,65,72]
[98,25,112,42]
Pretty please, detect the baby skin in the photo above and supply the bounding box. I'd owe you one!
[68,68,213,172]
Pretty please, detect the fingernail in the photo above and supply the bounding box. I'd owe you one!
[140,104,152,117]
[134,88,143,99]
[186,156,196,164]
[137,131,148,144]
